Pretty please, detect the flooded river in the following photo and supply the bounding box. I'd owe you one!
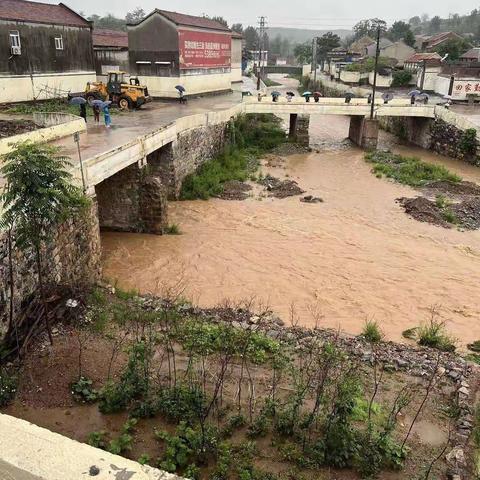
[102,114,480,346]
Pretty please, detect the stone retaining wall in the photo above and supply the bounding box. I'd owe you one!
[379,115,480,165]
[0,201,101,338]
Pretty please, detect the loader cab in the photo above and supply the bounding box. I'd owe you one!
[107,71,125,95]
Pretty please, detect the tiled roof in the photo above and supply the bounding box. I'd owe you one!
[0,0,90,27]
[406,52,442,63]
[460,47,480,60]
[426,31,462,48]
[134,9,231,32]
[93,29,128,48]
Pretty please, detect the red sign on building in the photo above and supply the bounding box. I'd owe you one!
[179,29,231,69]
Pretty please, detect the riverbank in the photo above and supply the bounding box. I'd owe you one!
[2,289,478,480]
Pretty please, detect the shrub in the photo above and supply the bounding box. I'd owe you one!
[71,376,98,403]
[417,319,456,352]
[459,128,478,156]
[361,320,383,343]
[392,70,412,87]
[0,369,17,407]
[402,327,418,340]
[88,430,107,449]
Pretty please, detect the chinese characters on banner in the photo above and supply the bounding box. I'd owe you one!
[453,81,480,97]
[179,29,231,69]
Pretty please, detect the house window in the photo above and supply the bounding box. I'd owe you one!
[54,35,64,50]
[9,30,21,48]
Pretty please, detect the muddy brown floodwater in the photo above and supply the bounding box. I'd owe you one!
[102,114,480,347]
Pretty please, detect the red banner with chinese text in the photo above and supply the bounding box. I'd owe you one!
[179,29,231,69]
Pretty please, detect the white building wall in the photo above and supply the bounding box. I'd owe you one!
[340,70,361,84]
[0,72,96,103]
[369,71,393,87]
[231,38,243,83]
[137,72,232,98]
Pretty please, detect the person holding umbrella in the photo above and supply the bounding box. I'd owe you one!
[271,91,281,102]
[176,85,186,104]
[302,91,312,102]
[102,101,112,128]
[286,91,295,102]
[69,96,87,122]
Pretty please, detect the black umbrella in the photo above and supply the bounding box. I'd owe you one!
[345,92,355,99]
[286,91,295,96]
[70,96,86,105]
[175,85,186,92]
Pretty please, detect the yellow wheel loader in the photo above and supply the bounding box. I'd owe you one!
[85,71,152,110]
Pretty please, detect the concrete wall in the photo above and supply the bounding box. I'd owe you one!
[0,113,86,155]
[136,72,232,98]
[0,200,101,338]
[348,116,379,149]
[369,72,393,87]
[0,71,96,103]
[231,37,242,82]
[0,414,184,480]
[340,70,361,84]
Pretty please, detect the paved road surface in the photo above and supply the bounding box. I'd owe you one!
[51,91,243,160]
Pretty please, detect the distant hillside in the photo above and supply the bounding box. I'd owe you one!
[267,27,352,44]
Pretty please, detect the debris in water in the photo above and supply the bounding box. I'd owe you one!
[300,195,324,204]
[218,180,252,200]
[259,174,305,199]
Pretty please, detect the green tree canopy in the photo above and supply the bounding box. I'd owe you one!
[353,18,387,40]
[232,23,243,33]
[435,37,471,61]
[294,41,312,64]
[244,26,259,51]
[125,7,145,24]
[316,32,341,62]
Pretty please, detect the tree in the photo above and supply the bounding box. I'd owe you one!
[429,16,442,34]
[353,18,387,40]
[294,41,312,64]
[210,16,228,27]
[403,29,416,47]
[125,7,145,24]
[88,13,125,31]
[244,26,259,51]
[435,38,470,61]
[232,23,243,34]
[316,32,340,65]
[388,21,412,41]
[0,143,86,345]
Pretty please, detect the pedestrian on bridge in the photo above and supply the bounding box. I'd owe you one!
[103,103,111,128]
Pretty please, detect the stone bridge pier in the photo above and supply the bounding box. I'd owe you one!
[288,114,310,145]
[348,116,379,149]
[95,158,169,235]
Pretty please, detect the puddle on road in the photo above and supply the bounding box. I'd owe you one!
[101,114,480,346]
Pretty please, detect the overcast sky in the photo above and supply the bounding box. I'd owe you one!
[61,0,480,29]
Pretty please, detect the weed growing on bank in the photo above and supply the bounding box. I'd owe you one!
[180,114,287,200]
[365,151,461,187]
[3,99,120,117]
[361,320,383,343]
[55,290,459,479]
[417,318,456,352]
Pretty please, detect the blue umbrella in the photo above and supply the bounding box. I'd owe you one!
[408,90,421,97]
[302,91,312,97]
[175,85,186,92]
[91,99,105,107]
[271,91,281,96]
[70,96,86,105]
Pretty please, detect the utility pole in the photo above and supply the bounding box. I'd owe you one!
[257,16,267,91]
[312,37,318,86]
[370,24,381,120]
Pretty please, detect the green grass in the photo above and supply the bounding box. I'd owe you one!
[180,114,286,200]
[417,319,456,352]
[361,319,383,343]
[4,99,119,117]
[468,340,480,353]
[263,78,282,87]
[365,151,461,187]
[165,224,181,235]
[402,327,418,340]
